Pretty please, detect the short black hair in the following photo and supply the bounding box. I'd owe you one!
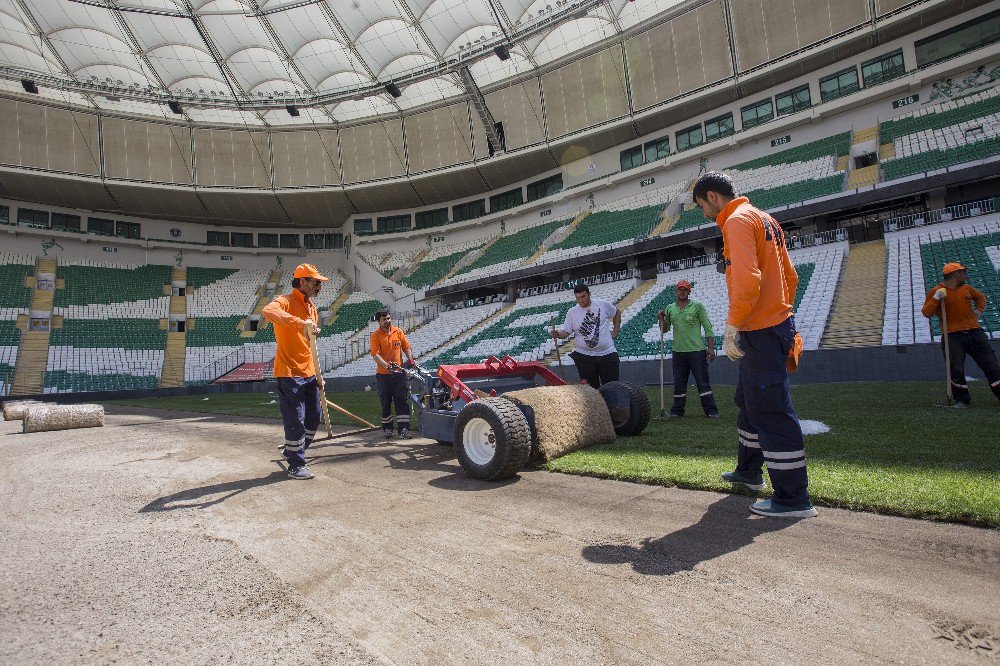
[573,283,589,295]
[374,308,390,321]
[291,277,301,289]
[692,171,737,202]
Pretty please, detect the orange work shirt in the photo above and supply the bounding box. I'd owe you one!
[261,289,319,378]
[717,197,798,331]
[370,326,411,375]
[921,283,986,333]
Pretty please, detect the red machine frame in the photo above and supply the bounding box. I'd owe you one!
[436,355,567,403]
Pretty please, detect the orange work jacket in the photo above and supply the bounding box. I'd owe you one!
[370,326,411,375]
[922,283,986,333]
[717,197,798,331]
[261,289,319,378]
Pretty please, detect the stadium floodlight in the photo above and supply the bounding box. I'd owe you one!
[494,45,511,61]
[385,82,402,98]
[21,79,38,94]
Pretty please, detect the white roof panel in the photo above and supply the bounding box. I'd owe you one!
[0,0,690,126]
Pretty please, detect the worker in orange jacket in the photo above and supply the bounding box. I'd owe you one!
[922,261,1000,407]
[261,263,328,480]
[693,171,816,518]
[370,308,415,439]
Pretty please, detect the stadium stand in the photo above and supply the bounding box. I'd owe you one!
[399,236,490,290]
[0,252,34,394]
[672,133,851,234]
[54,260,172,309]
[881,87,1000,181]
[315,291,384,371]
[329,301,506,377]
[616,248,839,361]
[534,181,687,265]
[45,260,171,393]
[883,215,1000,345]
[187,267,268,316]
[438,218,569,286]
[361,250,420,279]
[421,280,635,368]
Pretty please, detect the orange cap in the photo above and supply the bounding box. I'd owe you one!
[942,262,966,276]
[293,263,329,281]
[676,279,692,289]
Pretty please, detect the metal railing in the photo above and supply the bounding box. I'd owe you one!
[882,198,997,234]
[516,268,639,299]
[656,228,847,274]
[785,228,848,249]
[657,254,720,274]
[442,294,508,311]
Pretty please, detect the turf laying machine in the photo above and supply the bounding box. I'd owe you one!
[398,355,650,481]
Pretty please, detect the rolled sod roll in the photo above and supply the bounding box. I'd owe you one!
[22,404,105,433]
[2,400,42,421]
[502,384,615,461]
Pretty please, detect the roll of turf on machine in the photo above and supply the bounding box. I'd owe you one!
[404,356,650,481]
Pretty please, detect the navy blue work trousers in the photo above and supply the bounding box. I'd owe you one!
[276,376,322,468]
[671,350,718,416]
[942,328,1000,405]
[733,317,810,507]
[376,372,410,432]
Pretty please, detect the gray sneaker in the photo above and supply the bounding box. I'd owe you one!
[750,499,817,518]
[287,466,314,480]
[398,428,414,439]
[721,471,766,492]
[383,428,394,439]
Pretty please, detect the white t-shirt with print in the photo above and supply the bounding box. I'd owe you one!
[560,298,618,356]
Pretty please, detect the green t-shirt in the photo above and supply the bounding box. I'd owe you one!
[662,300,714,352]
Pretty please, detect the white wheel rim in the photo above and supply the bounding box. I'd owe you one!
[464,417,496,466]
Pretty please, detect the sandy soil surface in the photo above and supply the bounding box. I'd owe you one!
[1,407,998,665]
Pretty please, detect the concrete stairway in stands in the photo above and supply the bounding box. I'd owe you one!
[160,332,186,388]
[820,240,886,348]
[160,267,187,388]
[848,165,880,189]
[11,257,57,395]
[527,210,590,265]
[847,126,881,189]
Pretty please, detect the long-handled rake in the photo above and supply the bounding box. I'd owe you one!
[941,299,954,407]
[550,315,566,381]
[307,325,334,438]
[656,323,669,420]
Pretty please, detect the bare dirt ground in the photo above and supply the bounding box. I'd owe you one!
[1,407,998,665]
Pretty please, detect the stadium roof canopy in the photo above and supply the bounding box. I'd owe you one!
[0,0,685,126]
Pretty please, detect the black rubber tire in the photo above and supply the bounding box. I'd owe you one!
[599,380,651,436]
[452,398,532,481]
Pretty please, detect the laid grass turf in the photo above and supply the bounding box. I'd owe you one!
[108,381,1000,527]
